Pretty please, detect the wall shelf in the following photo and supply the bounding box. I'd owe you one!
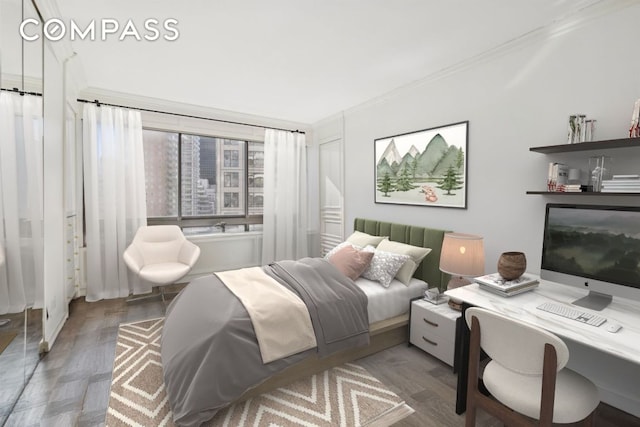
[526,191,640,196]
[528,137,640,196]
[529,137,640,154]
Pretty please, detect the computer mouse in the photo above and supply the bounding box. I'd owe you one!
[606,323,622,333]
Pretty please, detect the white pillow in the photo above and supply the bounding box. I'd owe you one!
[346,231,388,248]
[361,246,410,288]
[376,240,432,285]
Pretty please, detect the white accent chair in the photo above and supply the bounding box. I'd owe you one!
[123,225,201,302]
[465,307,599,427]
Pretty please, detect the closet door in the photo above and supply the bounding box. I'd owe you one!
[41,39,68,351]
[64,102,79,302]
[319,137,344,255]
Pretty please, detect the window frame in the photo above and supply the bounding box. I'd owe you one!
[144,128,263,232]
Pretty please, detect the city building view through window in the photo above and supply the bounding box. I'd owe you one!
[143,129,263,233]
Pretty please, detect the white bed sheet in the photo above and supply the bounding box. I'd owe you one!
[355,276,429,324]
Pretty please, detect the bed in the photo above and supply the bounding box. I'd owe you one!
[161,218,450,426]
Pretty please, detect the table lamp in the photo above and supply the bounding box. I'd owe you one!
[439,232,485,290]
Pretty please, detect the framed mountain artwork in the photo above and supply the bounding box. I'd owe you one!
[375,121,468,208]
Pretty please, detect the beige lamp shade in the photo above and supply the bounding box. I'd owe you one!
[440,233,485,289]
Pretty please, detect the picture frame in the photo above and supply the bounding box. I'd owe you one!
[375,121,468,208]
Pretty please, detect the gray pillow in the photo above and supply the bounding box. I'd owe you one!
[361,246,410,288]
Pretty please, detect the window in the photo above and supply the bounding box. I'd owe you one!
[142,129,263,232]
[224,149,239,167]
[224,192,239,208]
[224,172,239,188]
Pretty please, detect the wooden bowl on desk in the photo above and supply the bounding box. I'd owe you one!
[497,252,526,281]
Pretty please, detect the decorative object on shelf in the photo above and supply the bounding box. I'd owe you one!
[589,155,613,192]
[374,121,468,209]
[585,119,596,141]
[496,251,526,281]
[439,233,485,290]
[567,115,596,144]
[567,114,586,144]
[568,168,581,184]
[630,99,640,138]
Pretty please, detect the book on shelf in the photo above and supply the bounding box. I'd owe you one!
[477,282,539,297]
[547,162,569,191]
[600,177,640,193]
[602,179,640,185]
[601,187,640,193]
[556,184,582,192]
[474,273,539,291]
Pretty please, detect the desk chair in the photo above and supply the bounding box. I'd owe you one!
[465,307,599,427]
[123,225,201,302]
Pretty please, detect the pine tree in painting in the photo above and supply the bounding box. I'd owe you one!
[377,172,394,196]
[437,165,464,195]
[456,147,464,170]
[395,165,417,191]
[410,156,418,179]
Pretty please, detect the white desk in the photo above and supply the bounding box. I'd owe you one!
[446,278,640,417]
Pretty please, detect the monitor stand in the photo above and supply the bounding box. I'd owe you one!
[573,291,612,311]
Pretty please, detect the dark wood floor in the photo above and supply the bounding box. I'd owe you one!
[0,308,43,426]
[3,294,639,427]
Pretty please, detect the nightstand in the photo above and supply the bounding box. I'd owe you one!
[409,298,461,366]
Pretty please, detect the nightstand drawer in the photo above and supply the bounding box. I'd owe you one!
[409,328,456,366]
[409,299,460,366]
[411,301,457,340]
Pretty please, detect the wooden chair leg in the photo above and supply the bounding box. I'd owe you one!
[465,316,481,427]
[538,343,558,426]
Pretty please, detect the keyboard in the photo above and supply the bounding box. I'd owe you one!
[536,302,607,327]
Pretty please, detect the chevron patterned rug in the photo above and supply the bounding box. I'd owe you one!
[106,318,414,427]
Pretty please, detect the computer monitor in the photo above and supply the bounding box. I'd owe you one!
[540,203,640,311]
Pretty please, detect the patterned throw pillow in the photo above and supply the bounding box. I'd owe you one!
[361,246,410,288]
[376,240,432,285]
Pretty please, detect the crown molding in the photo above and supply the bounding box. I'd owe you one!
[340,0,638,119]
[78,86,311,133]
[1,73,43,92]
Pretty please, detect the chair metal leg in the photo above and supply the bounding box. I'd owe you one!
[126,292,161,303]
[160,287,166,303]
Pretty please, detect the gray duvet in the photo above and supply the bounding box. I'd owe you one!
[160,257,370,427]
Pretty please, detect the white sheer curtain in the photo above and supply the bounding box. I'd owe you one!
[0,92,44,314]
[261,129,308,264]
[82,104,148,301]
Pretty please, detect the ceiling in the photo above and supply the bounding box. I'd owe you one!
[16,1,628,123]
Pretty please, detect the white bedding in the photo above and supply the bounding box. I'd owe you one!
[355,276,429,323]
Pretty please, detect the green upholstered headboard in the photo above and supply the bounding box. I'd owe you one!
[353,218,451,290]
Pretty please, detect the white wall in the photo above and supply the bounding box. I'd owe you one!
[315,5,640,277]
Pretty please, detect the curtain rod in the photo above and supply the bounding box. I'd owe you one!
[76,98,305,134]
[1,87,43,97]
